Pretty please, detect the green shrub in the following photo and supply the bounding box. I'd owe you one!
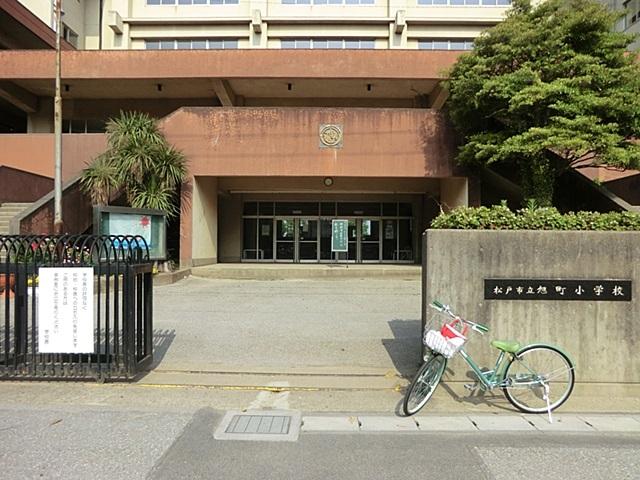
[431,203,640,231]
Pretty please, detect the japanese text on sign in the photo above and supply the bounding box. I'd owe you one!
[331,219,349,252]
[485,279,632,301]
[38,267,95,353]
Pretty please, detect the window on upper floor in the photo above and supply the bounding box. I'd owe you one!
[280,38,376,49]
[417,0,511,5]
[282,0,375,4]
[145,38,239,49]
[625,0,640,26]
[419,38,474,50]
[146,0,240,5]
[62,24,79,48]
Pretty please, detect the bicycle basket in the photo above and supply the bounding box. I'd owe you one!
[423,309,467,358]
[424,330,465,358]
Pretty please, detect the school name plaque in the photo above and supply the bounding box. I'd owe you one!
[484,279,632,301]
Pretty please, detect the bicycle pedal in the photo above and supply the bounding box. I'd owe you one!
[464,383,479,392]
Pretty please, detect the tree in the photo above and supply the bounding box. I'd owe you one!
[447,0,640,206]
[80,111,187,217]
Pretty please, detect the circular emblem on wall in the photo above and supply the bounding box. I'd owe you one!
[319,124,343,148]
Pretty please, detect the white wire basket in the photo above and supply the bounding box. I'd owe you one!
[423,309,467,358]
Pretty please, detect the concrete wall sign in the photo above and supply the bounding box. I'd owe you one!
[485,279,632,301]
[423,230,640,383]
[319,124,343,148]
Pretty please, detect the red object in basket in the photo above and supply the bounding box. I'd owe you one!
[441,320,467,340]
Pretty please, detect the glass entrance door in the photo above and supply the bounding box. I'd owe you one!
[275,218,295,261]
[360,219,380,262]
[298,219,318,262]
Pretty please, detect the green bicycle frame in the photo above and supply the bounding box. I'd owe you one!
[457,348,511,390]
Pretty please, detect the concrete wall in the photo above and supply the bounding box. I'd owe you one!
[192,176,218,266]
[0,166,52,202]
[0,133,106,181]
[162,107,457,178]
[423,230,640,384]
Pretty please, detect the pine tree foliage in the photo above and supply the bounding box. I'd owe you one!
[447,0,640,205]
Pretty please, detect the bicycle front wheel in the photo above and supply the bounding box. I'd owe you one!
[402,354,447,416]
[503,345,575,414]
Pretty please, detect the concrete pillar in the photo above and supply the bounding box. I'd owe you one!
[440,177,469,212]
[191,176,219,266]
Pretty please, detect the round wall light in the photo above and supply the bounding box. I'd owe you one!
[323,177,334,187]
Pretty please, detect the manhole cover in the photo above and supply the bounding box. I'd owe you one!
[214,410,301,442]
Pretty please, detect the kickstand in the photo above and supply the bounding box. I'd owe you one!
[543,382,553,424]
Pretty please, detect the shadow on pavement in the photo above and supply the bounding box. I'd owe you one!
[148,328,176,370]
[382,319,422,380]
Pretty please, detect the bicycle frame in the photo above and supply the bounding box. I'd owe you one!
[457,348,512,390]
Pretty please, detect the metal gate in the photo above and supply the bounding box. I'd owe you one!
[0,235,153,381]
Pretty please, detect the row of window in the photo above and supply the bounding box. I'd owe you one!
[419,39,474,50]
[243,201,413,217]
[282,0,375,4]
[281,38,375,49]
[418,0,510,5]
[147,0,509,4]
[147,0,239,5]
[144,38,473,50]
[145,39,239,49]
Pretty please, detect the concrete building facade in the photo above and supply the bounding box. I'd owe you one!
[0,0,539,267]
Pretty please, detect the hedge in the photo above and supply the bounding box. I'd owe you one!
[430,204,640,231]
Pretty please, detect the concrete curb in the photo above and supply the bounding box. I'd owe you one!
[300,414,640,433]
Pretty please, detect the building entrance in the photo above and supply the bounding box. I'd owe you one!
[242,201,414,264]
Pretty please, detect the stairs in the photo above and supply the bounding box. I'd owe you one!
[0,203,31,235]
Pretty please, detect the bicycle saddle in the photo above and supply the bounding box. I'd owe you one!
[491,340,521,353]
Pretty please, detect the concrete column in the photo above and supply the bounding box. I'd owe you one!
[191,176,219,266]
[440,177,469,212]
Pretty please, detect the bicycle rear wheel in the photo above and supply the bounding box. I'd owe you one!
[402,354,447,416]
[503,345,575,414]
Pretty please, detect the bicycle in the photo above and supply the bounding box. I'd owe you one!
[402,300,575,420]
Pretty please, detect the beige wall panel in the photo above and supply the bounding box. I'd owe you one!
[18,0,53,28]
[130,3,250,18]
[266,5,387,17]
[407,24,488,38]
[192,176,219,265]
[83,0,101,50]
[440,177,468,211]
[269,24,388,37]
[404,6,508,21]
[61,0,86,41]
[129,24,249,38]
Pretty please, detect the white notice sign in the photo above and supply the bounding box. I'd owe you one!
[38,267,94,354]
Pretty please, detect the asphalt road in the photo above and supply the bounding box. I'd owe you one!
[1,406,638,480]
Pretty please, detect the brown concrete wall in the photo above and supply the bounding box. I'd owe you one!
[606,174,640,206]
[18,181,93,235]
[0,166,52,202]
[0,50,460,80]
[162,108,457,178]
[0,133,106,180]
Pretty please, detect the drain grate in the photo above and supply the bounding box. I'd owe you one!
[214,410,301,442]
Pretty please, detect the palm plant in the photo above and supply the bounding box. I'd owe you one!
[80,111,187,217]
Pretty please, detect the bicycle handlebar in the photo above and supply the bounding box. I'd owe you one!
[429,301,490,335]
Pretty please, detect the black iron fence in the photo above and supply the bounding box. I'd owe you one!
[0,235,153,381]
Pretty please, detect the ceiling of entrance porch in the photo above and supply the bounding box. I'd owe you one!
[10,77,440,102]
